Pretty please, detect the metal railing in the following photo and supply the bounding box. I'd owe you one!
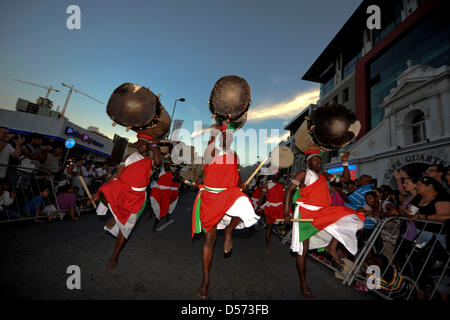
[0,164,96,223]
[277,213,449,300]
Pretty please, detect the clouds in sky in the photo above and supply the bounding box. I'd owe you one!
[247,87,319,123]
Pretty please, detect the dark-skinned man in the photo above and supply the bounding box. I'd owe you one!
[257,170,286,254]
[192,123,259,299]
[94,133,161,269]
[284,150,365,299]
[150,160,174,231]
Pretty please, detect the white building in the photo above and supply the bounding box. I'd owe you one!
[0,108,114,161]
[325,63,450,187]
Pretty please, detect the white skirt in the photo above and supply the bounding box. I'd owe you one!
[216,196,260,230]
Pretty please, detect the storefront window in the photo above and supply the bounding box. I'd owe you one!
[412,113,426,143]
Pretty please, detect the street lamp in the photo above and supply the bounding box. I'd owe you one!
[169,97,186,138]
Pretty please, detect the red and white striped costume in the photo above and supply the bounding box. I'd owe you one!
[251,186,262,209]
[150,167,173,220]
[168,179,181,215]
[262,181,285,224]
[96,152,153,239]
[192,151,259,236]
[290,169,365,255]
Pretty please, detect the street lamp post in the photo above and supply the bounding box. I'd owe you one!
[169,97,185,138]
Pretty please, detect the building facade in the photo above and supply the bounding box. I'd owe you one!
[325,63,450,187]
[0,108,114,161]
[298,0,449,186]
[302,0,449,137]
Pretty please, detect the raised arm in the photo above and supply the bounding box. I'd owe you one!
[323,152,351,182]
[151,138,162,169]
[284,170,306,223]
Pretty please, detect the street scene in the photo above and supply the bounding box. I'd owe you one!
[0,0,448,308]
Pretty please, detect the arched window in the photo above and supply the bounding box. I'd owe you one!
[412,112,426,143]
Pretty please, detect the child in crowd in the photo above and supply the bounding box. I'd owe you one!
[24,186,50,223]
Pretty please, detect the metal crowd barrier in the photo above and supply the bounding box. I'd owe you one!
[278,213,449,300]
[343,216,449,300]
[0,164,97,223]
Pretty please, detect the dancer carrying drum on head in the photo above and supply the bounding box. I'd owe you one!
[192,124,260,299]
[284,150,365,298]
[192,75,259,299]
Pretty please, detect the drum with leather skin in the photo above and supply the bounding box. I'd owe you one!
[294,104,360,152]
[269,145,294,169]
[134,107,171,139]
[209,75,251,130]
[106,82,171,138]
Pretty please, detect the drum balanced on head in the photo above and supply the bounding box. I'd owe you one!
[294,104,361,153]
[106,82,171,139]
[209,75,251,131]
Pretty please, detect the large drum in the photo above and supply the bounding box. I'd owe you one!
[106,82,171,138]
[294,104,360,152]
[270,145,294,169]
[209,75,251,130]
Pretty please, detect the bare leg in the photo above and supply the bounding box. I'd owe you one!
[296,239,313,299]
[325,237,344,266]
[107,230,126,270]
[224,216,242,255]
[197,226,217,299]
[265,223,273,254]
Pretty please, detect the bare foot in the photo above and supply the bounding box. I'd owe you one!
[265,248,272,254]
[197,285,208,299]
[71,216,80,221]
[106,259,118,270]
[224,230,233,254]
[325,247,344,267]
[34,219,45,223]
[301,283,314,299]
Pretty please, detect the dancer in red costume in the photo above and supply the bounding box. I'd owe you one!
[94,133,161,269]
[192,124,260,299]
[284,151,365,298]
[250,179,263,209]
[168,169,181,216]
[150,161,173,231]
[257,171,287,254]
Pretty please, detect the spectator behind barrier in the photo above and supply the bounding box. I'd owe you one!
[424,165,449,193]
[0,178,19,220]
[330,182,345,206]
[23,183,50,223]
[0,127,24,179]
[337,175,373,211]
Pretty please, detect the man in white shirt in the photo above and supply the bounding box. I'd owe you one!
[0,127,24,179]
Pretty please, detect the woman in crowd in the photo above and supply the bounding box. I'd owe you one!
[410,176,450,300]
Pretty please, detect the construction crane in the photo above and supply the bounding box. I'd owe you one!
[14,79,60,101]
[60,82,103,118]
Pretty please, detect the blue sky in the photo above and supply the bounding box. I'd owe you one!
[0,0,361,164]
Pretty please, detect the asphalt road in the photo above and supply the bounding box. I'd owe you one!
[0,191,376,300]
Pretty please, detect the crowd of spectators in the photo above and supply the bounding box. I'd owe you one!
[246,161,450,300]
[0,127,119,222]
